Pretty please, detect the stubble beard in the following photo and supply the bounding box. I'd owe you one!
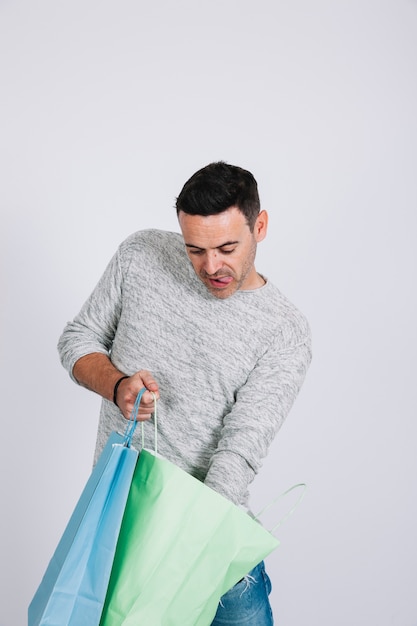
[203,238,257,300]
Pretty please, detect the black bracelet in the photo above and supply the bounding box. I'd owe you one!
[113,375,129,407]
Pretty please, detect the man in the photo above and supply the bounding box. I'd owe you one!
[58,161,311,624]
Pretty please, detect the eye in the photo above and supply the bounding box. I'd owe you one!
[220,248,236,255]
[189,249,204,255]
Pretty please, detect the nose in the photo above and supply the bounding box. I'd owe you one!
[202,250,223,276]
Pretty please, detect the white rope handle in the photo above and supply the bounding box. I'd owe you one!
[141,391,158,454]
[123,389,157,454]
[254,483,307,534]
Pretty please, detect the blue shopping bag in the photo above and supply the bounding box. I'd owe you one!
[28,389,146,626]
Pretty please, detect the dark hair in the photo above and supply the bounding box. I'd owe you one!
[175,162,260,230]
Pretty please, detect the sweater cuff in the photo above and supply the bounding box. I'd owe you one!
[204,450,255,508]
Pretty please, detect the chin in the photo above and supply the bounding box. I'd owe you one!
[208,286,236,300]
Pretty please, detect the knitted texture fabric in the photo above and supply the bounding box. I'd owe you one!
[58,229,311,507]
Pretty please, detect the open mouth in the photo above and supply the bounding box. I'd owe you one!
[207,276,233,288]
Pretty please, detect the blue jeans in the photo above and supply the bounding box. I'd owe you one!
[211,561,274,625]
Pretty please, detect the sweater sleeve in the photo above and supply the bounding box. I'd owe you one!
[204,330,312,506]
[57,247,124,381]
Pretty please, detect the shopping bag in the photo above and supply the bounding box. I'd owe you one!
[100,449,280,626]
[28,389,147,626]
[99,399,288,626]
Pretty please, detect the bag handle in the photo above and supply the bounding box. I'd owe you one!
[140,391,158,453]
[123,388,158,453]
[254,483,307,534]
[124,391,305,532]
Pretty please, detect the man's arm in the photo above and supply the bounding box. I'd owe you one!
[204,334,312,507]
[58,242,159,420]
[73,353,159,421]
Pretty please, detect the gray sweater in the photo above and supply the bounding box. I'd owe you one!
[58,229,311,508]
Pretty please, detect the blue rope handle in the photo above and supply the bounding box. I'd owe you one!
[122,387,147,447]
[254,483,307,534]
[123,388,158,452]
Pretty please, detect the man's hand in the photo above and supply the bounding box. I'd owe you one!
[72,354,159,422]
[115,370,159,421]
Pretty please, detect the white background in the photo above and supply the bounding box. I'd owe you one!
[1,1,416,624]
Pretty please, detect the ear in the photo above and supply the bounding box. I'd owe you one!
[254,210,268,243]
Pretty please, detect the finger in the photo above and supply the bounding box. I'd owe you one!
[129,410,152,422]
[138,370,159,393]
[140,390,158,406]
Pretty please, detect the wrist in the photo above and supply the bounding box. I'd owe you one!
[113,375,129,407]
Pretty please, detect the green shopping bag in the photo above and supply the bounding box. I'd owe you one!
[100,399,303,626]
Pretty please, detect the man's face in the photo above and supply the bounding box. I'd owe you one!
[178,206,268,299]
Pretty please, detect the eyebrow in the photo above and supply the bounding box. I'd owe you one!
[185,240,239,251]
